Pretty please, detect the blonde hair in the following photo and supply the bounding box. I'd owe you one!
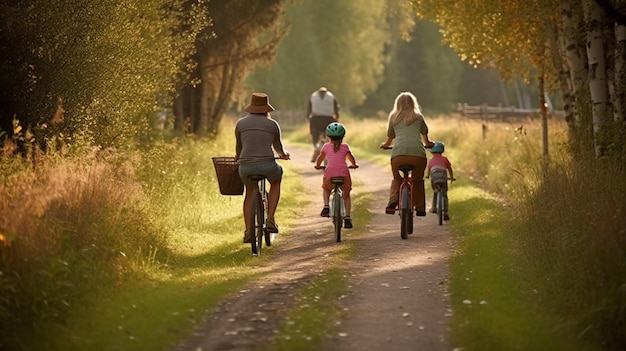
[389,92,423,126]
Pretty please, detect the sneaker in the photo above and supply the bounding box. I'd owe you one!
[429,207,437,213]
[243,230,252,244]
[385,201,398,214]
[344,217,353,229]
[444,213,450,221]
[320,207,330,217]
[266,218,279,233]
[416,210,427,217]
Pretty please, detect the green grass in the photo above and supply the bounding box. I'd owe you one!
[445,179,597,351]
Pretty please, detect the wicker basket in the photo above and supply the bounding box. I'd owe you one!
[212,157,244,195]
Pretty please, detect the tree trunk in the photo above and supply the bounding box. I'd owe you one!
[583,0,613,157]
[561,0,587,131]
[539,70,549,167]
[614,21,626,123]
[547,18,576,137]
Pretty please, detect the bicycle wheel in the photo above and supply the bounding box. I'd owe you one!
[250,190,264,255]
[437,190,444,226]
[333,190,342,242]
[262,190,272,247]
[400,187,410,239]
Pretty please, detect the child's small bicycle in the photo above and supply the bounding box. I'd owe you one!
[316,165,358,242]
[430,169,455,225]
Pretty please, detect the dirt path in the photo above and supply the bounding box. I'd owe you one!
[174,146,453,351]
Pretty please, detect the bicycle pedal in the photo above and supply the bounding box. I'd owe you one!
[385,208,396,215]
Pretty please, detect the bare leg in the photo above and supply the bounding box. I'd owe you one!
[323,189,330,206]
[242,186,254,232]
[344,191,351,216]
[267,179,281,219]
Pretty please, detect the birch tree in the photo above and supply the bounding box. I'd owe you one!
[410,0,626,160]
[583,0,613,156]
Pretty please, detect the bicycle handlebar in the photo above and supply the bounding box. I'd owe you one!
[381,144,433,150]
[315,165,359,170]
[427,176,456,182]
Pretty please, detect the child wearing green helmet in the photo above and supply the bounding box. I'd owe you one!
[314,122,359,228]
[426,141,454,220]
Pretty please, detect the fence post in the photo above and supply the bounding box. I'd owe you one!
[481,104,487,140]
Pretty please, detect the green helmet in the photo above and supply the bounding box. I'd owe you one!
[430,141,445,153]
[326,122,346,137]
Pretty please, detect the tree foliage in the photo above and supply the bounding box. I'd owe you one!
[248,0,403,111]
[358,19,465,115]
[411,0,626,161]
[174,0,288,135]
[0,0,208,150]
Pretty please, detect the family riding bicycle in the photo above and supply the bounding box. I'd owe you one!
[214,91,454,254]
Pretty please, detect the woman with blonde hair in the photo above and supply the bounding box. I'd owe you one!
[380,92,435,216]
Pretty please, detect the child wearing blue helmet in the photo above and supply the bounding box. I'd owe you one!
[426,141,454,220]
[314,122,358,228]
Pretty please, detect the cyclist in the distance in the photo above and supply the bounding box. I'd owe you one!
[426,141,454,220]
[307,86,340,162]
[235,93,290,244]
[314,122,358,229]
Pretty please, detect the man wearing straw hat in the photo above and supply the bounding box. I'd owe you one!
[235,93,290,244]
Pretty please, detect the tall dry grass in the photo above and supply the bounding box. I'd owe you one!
[0,147,166,348]
[514,154,626,348]
[429,114,625,349]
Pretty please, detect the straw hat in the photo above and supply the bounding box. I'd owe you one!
[245,93,275,113]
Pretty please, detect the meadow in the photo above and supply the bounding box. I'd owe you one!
[0,112,623,350]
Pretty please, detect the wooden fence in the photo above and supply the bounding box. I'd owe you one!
[456,103,564,120]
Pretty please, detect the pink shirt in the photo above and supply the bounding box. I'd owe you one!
[322,142,352,178]
[428,154,451,170]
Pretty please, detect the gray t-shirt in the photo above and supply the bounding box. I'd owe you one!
[235,114,284,164]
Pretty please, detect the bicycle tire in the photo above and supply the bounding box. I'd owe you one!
[437,190,444,226]
[263,190,272,247]
[255,191,264,254]
[249,189,260,255]
[400,187,410,239]
[333,190,342,242]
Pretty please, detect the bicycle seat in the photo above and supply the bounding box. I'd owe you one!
[247,174,266,182]
[399,165,414,173]
[330,176,345,185]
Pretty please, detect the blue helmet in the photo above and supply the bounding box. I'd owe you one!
[430,141,445,153]
[326,122,346,137]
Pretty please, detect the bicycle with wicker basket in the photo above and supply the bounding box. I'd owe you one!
[212,156,281,256]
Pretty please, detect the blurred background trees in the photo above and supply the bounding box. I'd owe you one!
[0,0,623,160]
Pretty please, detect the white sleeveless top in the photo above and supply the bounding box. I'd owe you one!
[310,91,335,117]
